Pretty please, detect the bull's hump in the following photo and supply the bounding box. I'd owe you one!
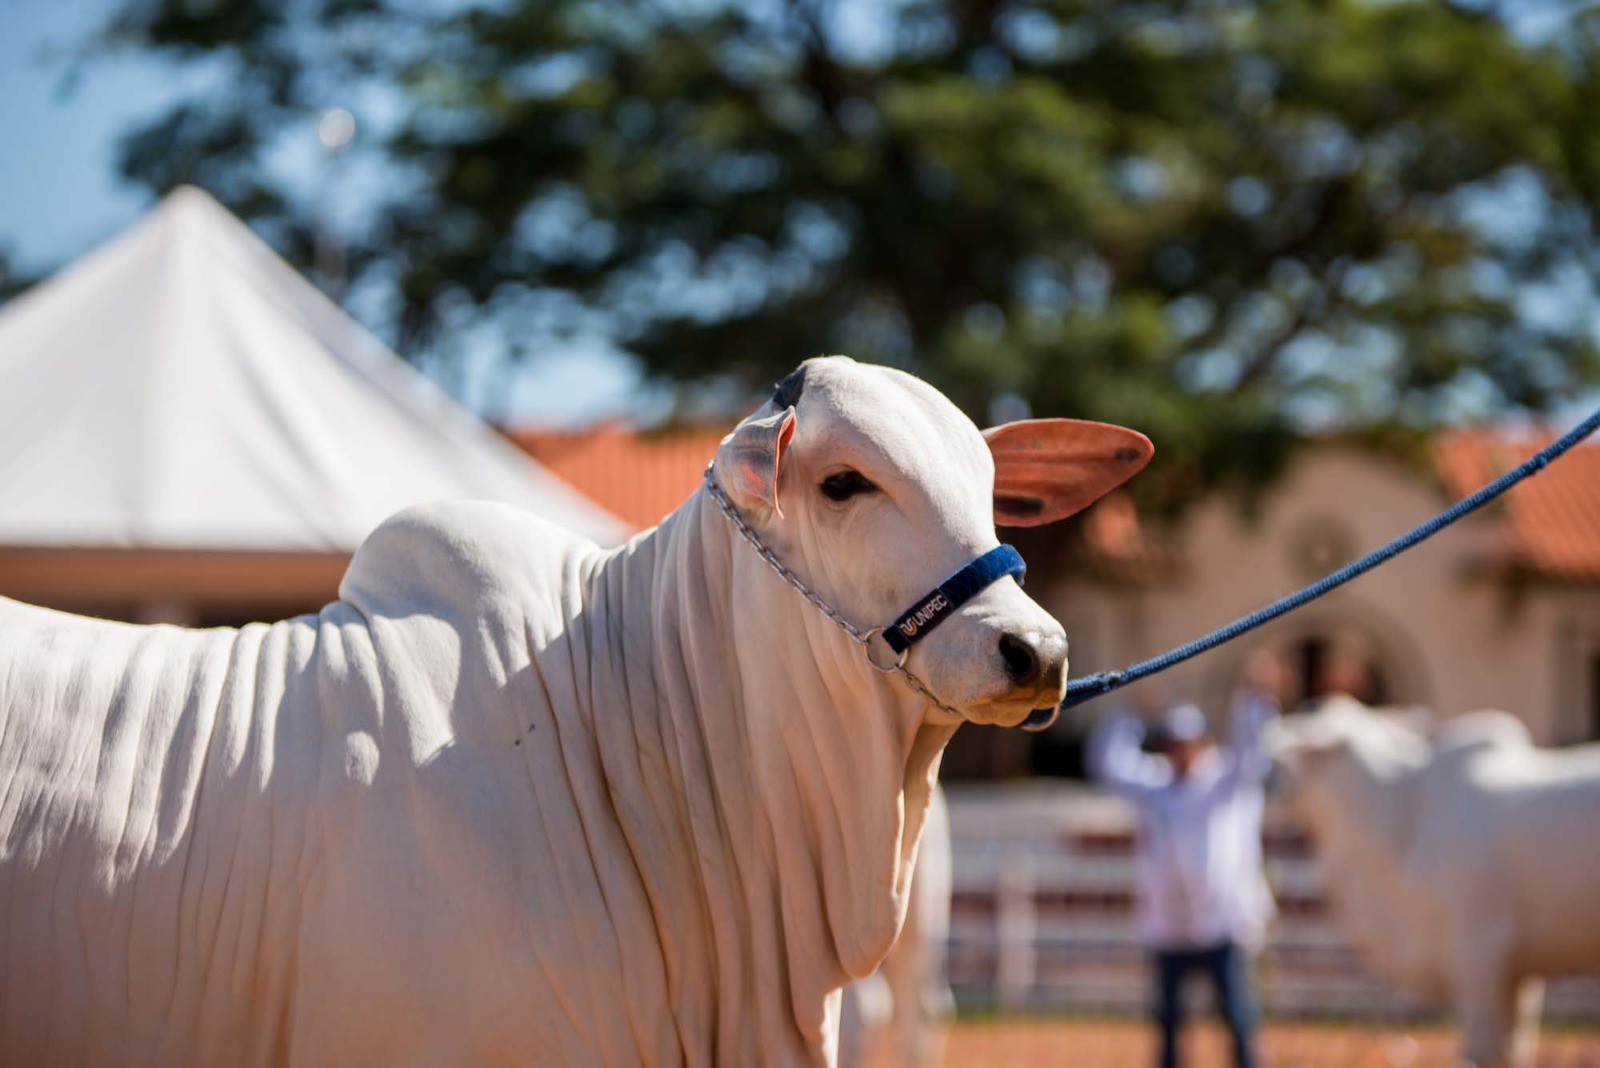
[340,500,590,623]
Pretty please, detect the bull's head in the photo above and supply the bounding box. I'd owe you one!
[1266,698,1435,817]
[713,355,1151,731]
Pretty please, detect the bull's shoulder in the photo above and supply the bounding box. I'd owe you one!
[339,500,600,623]
[0,593,139,634]
[1432,710,1531,758]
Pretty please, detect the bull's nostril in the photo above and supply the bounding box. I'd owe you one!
[999,632,1040,686]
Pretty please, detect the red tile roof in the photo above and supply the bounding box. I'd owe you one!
[507,421,1600,584]
[1072,492,1186,584]
[508,423,728,532]
[508,421,1186,580]
[1432,428,1600,582]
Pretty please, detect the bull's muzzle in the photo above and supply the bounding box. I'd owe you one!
[999,627,1067,731]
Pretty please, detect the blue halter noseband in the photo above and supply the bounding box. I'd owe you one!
[867,545,1027,669]
[702,464,1027,689]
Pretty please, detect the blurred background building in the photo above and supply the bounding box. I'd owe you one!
[493,421,1600,772]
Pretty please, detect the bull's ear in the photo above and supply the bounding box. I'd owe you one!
[714,406,797,517]
[983,418,1154,527]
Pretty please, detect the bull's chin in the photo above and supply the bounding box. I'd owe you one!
[958,696,1062,731]
[1020,706,1060,732]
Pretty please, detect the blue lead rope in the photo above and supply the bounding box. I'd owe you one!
[1060,405,1600,711]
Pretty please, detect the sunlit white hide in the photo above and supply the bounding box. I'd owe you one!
[1273,699,1600,1068]
[0,356,1151,1066]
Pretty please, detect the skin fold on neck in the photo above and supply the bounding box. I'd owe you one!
[577,487,956,1061]
[1301,747,1442,993]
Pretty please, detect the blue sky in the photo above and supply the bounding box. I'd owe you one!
[0,0,645,425]
[0,0,175,268]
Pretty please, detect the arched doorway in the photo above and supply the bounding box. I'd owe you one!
[1286,631,1389,706]
[1200,602,1432,713]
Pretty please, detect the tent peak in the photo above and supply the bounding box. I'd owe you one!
[0,184,632,552]
[154,184,230,223]
[150,185,259,245]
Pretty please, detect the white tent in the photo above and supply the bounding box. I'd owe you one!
[0,187,629,621]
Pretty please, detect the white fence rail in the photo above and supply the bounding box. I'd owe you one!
[944,783,1600,1021]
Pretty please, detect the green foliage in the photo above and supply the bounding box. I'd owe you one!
[91,0,1600,510]
[0,246,33,305]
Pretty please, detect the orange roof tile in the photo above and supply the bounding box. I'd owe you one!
[1072,492,1186,584]
[508,421,1600,584]
[1432,428,1600,582]
[507,423,729,532]
[509,422,1187,582]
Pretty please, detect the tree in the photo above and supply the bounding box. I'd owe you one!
[83,0,1600,509]
[0,247,31,306]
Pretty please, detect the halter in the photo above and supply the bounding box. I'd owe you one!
[702,464,1026,719]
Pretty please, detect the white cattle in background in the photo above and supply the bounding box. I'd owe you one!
[840,784,954,1068]
[1272,698,1600,1068]
[0,355,1152,1066]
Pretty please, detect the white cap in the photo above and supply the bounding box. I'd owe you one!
[1159,703,1209,744]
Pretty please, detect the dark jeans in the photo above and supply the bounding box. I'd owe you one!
[1153,941,1260,1068]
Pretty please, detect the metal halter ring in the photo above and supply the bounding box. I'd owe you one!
[862,627,909,673]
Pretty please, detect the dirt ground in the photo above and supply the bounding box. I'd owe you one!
[862,1017,1600,1067]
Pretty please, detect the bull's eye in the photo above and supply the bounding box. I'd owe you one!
[820,470,877,502]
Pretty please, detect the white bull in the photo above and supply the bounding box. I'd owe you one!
[1272,698,1600,1068]
[0,355,1151,1066]
[840,783,953,1068]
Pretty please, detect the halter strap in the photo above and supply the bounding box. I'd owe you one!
[879,545,1026,655]
[701,463,1025,686]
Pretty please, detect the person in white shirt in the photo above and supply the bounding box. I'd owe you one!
[1087,655,1282,1068]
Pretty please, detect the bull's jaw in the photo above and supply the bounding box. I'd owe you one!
[1021,706,1059,731]
[942,696,1061,732]
[956,670,1067,731]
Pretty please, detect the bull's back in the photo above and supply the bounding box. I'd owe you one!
[1484,747,1600,972]
[0,597,322,1066]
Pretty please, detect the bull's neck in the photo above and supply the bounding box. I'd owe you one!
[1302,755,1435,973]
[581,489,955,1062]
[1307,749,1421,867]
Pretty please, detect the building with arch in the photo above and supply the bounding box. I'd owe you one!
[1032,438,1600,763]
[499,420,1600,778]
